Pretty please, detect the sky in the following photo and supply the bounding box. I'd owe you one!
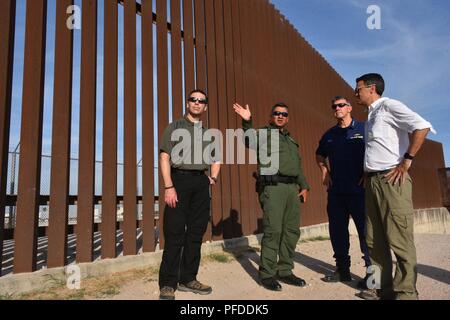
[271,0,450,165]
[6,0,450,196]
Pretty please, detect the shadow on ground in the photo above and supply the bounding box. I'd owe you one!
[417,264,450,285]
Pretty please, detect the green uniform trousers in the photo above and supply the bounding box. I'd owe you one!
[365,172,418,300]
[258,183,301,279]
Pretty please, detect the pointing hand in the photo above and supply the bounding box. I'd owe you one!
[233,103,251,121]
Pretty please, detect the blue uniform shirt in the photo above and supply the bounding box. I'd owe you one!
[316,119,365,195]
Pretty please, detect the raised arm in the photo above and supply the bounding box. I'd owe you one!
[233,103,251,121]
[233,103,257,149]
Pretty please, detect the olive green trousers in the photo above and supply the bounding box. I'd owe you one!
[258,183,301,279]
[365,172,418,300]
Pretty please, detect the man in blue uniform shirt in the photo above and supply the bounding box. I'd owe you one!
[316,96,370,288]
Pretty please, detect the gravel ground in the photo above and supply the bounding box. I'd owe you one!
[109,233,450,300]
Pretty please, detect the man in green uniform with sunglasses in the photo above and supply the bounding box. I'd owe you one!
[233,102,310,291]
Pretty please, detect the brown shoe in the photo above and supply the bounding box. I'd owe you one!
[159,286,175,300]
[356,289,380,300]
[178,280,212,295]
[357,288,396,300]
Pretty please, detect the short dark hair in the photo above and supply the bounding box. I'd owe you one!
[188,89,208,102]
[271,102,289,113]
[331,96,350,105]
[356,73,385,96]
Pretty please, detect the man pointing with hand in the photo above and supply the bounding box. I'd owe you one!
[234,102,310,292]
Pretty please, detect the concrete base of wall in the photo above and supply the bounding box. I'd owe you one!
[1,207,448,296]
[0,251,165,296]
[348,207,450,236]
[412,207,449,234]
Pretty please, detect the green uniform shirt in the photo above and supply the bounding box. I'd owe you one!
[160,116,215,171]
[243,118,310,190]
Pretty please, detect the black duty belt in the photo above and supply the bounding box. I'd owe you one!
[171,168,206,176]
[274,175,297,184]
[366,169,391,177]
[258,174,297,184]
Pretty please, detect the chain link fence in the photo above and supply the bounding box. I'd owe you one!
[5,151,158,229]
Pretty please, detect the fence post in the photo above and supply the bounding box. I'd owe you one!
[13,0,47,273]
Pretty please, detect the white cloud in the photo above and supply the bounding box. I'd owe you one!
[322,1,450,113]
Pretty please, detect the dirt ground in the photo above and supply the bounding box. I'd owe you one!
[109,233,450,300]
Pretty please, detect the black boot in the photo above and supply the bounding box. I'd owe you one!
[357,273,371,289]
[260,278,282,291]
[278,274,307,287]
[322,268,352,283]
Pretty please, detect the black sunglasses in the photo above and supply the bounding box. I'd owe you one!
[331,103,349,110]
[272,111,289,117]
[188,97,208,104]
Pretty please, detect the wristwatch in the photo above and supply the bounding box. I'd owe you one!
[210,176,218,183]
[403,152,415,160]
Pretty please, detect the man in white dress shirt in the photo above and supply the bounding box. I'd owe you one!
[354,73,435,300]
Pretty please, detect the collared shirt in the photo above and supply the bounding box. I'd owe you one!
[242,119,310,190]
[160,115,216,171]
[365,97,436,172]
[316,119,365,195]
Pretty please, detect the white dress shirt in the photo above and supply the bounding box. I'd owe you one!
[365,97,436,172]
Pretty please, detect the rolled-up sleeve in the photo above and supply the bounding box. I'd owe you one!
[387,100,436,134]
[160,125,173,154]
[242,118,258,150]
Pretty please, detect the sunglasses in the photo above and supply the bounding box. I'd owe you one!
[188,97,208,104]
[272,111,289,117]
[331,103,349,110]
